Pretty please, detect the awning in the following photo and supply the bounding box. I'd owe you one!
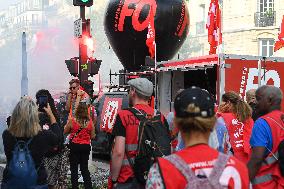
[157,54,219,71]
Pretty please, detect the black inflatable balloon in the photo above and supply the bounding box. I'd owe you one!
[104,0,190,71]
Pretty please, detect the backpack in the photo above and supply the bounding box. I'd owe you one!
[7,138,38,188]
[164,152,230,189]
[126,108,171,184]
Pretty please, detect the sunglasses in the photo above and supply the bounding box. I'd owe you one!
[69,87,77,90]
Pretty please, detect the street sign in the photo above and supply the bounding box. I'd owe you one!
[74,18,82,38]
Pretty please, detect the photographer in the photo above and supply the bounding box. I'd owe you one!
[36,89,66,189]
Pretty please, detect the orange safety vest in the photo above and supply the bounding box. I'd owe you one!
[116,109,140,183]
[251,110,284,189]
[218,113,253,163]
[116,105,154,183]
[68,93,94,120]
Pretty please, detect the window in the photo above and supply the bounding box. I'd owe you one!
[259,0,274,13]
[259,39,275,57]
[196,4,206,34]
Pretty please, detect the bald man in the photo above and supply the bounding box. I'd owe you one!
[247,85,284,189]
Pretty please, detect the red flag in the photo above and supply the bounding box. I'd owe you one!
[146,6,156,59]
[206,0,222,55]
[274,16,284,52]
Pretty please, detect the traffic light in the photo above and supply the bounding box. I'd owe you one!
[65,58,78,76]
[82,80,94,96]
[73,0,93,7]
[88,58,102,76]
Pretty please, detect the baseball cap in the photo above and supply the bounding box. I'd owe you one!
[174,87,215,118]
[128,78,153,97]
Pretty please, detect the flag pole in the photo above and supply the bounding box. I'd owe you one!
[218,0,225,103]
[217,0,223,65]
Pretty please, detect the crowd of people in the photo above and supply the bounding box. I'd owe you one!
[109,78,284,189]
[1,79,96,189]
[1,76,284,189]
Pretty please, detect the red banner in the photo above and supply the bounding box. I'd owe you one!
[224,59,284,108]
[100,97,123,133]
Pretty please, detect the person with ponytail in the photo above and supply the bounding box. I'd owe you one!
[215,91,254,163]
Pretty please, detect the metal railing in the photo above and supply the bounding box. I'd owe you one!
[254,11,276,27]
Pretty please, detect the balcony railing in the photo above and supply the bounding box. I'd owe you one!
[196,21,205,35]
[254,11,276,27]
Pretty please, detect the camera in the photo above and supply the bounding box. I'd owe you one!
[38,95,48,112]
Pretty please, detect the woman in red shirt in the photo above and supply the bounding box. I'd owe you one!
[216,91,254,163]
[64,101,96,189]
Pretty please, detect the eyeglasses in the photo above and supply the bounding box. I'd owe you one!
[69,87,77,90]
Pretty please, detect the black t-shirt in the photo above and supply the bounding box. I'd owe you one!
[2,123,61,185]
[38,113,64,156]
[112,115,126,137]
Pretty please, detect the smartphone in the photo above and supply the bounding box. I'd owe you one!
[38,95,48,112]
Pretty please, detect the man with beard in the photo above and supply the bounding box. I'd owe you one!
[110,78,168,188]
[247,85,284,189]
[66,79,89,118]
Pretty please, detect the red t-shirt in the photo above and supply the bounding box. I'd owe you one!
[159,144,250,189]
[69,118,93,144]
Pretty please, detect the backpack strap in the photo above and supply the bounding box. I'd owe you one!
[127,107,149,152]
[26,138,33,145]
[127,107,148,122]
[69,120,84,143]
[128,107,161,121]
[164,154,198,189]
[208,153,230,185]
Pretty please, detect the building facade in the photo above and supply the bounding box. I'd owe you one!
[186,0,284,57]
[0,0,48,41]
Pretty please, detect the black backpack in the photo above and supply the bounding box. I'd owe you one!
[126,108,171,184]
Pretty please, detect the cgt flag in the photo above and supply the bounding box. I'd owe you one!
[206,0,222,55]
[274,16,284,52]
[146,5,156,59]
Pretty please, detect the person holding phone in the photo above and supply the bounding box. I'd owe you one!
[36,89,65,189]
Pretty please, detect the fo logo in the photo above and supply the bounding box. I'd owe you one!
[244,68,280,99]
[102,100,119,130]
